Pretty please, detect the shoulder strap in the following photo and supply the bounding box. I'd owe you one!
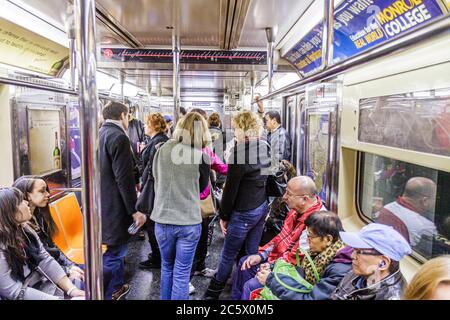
[298,247,320,282]
[273,271,314,293]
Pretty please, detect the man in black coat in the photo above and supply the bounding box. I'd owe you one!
[99,101,147,300]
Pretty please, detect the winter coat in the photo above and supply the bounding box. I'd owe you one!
[330,268,407,300]
[99,122,137,246]
[265,246,353,300]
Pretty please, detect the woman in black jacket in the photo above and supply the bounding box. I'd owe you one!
[204,111,270,300]
[137,113,169,269]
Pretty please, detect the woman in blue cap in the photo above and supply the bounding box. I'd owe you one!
[331,223,412,300]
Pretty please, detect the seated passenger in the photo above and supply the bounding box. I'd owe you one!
[247,211,352,300]
[231,175,325,299]
[403,255,450,300]
[0,187,85,300]
[12,176,113,295]
[331,223,411,300]
[376,177,438,252]
[12,176,84,282]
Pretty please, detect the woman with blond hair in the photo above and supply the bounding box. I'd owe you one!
[204,110,271,300]
[151,111,211,300]
[403,255,450,300]
[137,112,169,270]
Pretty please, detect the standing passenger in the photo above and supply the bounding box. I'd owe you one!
[204,111,270,300]
[151,112,211,300]
[99,101,147,300]
[264,111,292,162]
[138,113,169,270]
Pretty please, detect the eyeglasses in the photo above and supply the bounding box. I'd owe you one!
[353,249,383,256]
[306,231,321,239]
[284,190,311,199]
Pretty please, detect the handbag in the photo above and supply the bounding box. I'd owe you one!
[200,186,216,219]
[136,142,165,215]
[251,247,320,300]
[265,170,287,197]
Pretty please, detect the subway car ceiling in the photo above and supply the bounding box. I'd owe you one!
[0,0,450,287]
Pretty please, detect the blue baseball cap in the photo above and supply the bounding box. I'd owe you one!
[163,115,173,122]
[339,223,412,261]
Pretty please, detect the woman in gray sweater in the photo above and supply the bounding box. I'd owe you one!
[0,187,85,300]
[151,112,211,300]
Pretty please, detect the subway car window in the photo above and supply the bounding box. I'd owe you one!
[359,152,450,260]
[359,88,450,157]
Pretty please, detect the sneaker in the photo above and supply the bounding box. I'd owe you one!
[189,282,196,295]
[112,284,130,300]
[139,258,161,270]
[194,268,216,278]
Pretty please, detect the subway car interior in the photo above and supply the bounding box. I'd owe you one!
[0,0,449,301]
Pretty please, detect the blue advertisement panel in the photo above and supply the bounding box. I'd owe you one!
[284,0,446,74]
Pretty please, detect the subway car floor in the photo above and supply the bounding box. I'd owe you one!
[124,222,233,300]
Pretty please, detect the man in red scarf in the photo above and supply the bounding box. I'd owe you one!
[230,176,325,299]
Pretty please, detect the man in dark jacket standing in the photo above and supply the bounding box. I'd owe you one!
[100,101,147,300]
[264,111,292,163]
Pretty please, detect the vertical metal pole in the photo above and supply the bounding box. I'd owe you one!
[74,0,103,300]
[265,28,275,93]
[321,0,335,70]
[172,31,180,123]
[120,72,125,104]
[69,39,76,90]
[250,71,256,112]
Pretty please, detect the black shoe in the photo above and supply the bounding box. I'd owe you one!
[139,258,161,270]
[203,277,226,300]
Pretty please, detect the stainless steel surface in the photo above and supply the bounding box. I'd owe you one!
[257,14,450,102]
[266,27,275,93]
[69,39,77,90]
[51,187,83,192]
[0,76,76,95]
[95,1,143,47]
[220,0,251,49]
[321,0,334,70]
[240,0,313,48]
[173,30,181,122]
[74,0,103,300]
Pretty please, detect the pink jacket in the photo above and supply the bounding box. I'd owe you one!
[200,147,228,200]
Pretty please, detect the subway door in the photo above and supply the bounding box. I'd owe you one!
[303,83,340,211]
[282,95,297,166]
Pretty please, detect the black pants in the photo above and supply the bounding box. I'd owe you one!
[190,217,211,277]
[146,219,161,262]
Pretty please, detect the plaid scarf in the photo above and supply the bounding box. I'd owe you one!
[301,239,345,285]
[261,196,323,265]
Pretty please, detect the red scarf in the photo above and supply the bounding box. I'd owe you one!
[260,196,323,265]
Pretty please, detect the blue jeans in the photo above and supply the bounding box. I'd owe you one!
[155,223,202,300]
[75,264,113,298]
[103,244,128,300]
[231,255,261,300]
[216,201,268,283]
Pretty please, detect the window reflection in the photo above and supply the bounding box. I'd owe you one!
[359,153,450,260]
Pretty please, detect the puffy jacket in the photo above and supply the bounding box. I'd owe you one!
[330,269,406,300]
[265,246,353,300]
[200,147,228,200]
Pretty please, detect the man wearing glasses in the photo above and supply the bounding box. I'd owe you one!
[231,176,325,299]
[331,223,411,300]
